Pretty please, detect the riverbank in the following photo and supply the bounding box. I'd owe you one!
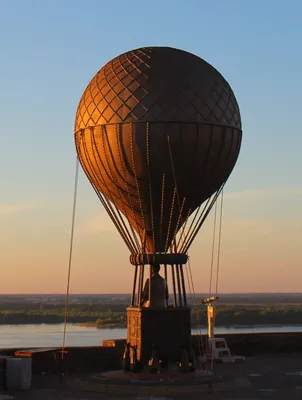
[76,322,125,328]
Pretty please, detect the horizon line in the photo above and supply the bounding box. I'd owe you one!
[1,292,302,296]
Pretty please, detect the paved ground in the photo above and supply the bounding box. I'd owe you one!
[1,353,302,399]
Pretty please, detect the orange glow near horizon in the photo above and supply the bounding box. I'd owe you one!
[1,186,301,295]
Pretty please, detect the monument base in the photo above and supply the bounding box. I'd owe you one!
[126,306,192,365]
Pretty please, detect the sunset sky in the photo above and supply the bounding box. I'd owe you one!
[0,0,301,294]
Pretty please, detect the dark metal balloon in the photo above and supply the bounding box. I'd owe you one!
[74,47,242,253]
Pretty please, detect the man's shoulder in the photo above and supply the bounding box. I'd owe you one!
[152,275,166,285]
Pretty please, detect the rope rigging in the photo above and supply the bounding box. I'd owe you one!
[209,188,224,372]
[209,201,219,297]
[60,156,80,381]
[65,126,226,376]
[166,134,225,371]
[68,44,243,376]
[76,125,228,262]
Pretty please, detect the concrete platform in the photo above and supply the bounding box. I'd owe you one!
[96,366,216,383]
[2,353,302,399]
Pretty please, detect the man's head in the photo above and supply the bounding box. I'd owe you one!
[151,263,160,275]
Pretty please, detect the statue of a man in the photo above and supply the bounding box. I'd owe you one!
[142,264,169,308]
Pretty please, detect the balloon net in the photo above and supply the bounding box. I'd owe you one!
[74,122,237,256]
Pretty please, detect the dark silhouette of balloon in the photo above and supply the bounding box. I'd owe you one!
[74,47,242,254]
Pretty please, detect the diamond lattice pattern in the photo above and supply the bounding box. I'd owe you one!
[75,47,241,132]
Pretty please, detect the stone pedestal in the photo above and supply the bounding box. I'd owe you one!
[126,307,191,364]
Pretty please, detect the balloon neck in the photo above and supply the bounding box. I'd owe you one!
[129,253,188,266]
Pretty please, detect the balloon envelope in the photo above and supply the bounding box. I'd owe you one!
[75,47,242,253]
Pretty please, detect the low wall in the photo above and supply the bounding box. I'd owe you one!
[103,332,302,358]
[1,332,302,374]
[193,332,302,356]
[0,346,121,374]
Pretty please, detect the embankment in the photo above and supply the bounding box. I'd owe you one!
[1,332,302,374]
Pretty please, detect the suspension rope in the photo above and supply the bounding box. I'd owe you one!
[179,201,208,253]
[215,189,224,296]
[167,134,209,363]
[171,198,186,253]
[171,264,177,307]
[165,134,228,373]
[209,189,224,373]
[146,122,156,252]
[159,173,165,249]
[178,198,211,254]
[206,200,218,374]
[175,207,191,250]
[167,136,186,253]
[91,127,136,252]
[131,265,138,306]
[81,130,135,252]
[61,156,79,379]
[166,131,198,255]
[130,122,147,251]
[100,126,139,253]
[182,184,224,254]
[185,257,206,364]
[79,130,131,251]
[211,188,224,367]
[164,187,176,253]
[115,123,141,252]
[167,136,181,210]
[90,128,135,252]
[208,201,218,296]
[184,258,193,304]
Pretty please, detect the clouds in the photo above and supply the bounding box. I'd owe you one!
[223,185,302,221]
[0,203,35,215]
[222,215,302,243]
[79,213,116,235]
[221,184,302,246]
[79,185,302,239]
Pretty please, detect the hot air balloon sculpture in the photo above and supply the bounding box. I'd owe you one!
[74,47,242,371]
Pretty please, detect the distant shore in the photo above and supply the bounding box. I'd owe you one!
[1,300,302,327]
[76,322,125,328]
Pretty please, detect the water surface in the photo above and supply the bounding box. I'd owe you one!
[1,324,302,349]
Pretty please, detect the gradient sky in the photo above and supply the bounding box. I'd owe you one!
[0,0,301,294]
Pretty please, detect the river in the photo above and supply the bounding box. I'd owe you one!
[1,324,302,349]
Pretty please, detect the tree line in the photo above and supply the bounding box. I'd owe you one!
[1,303,302,326]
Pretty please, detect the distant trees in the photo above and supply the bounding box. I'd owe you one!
[0,303,302,326]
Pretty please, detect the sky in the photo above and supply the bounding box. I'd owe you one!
[0,0,301,294]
